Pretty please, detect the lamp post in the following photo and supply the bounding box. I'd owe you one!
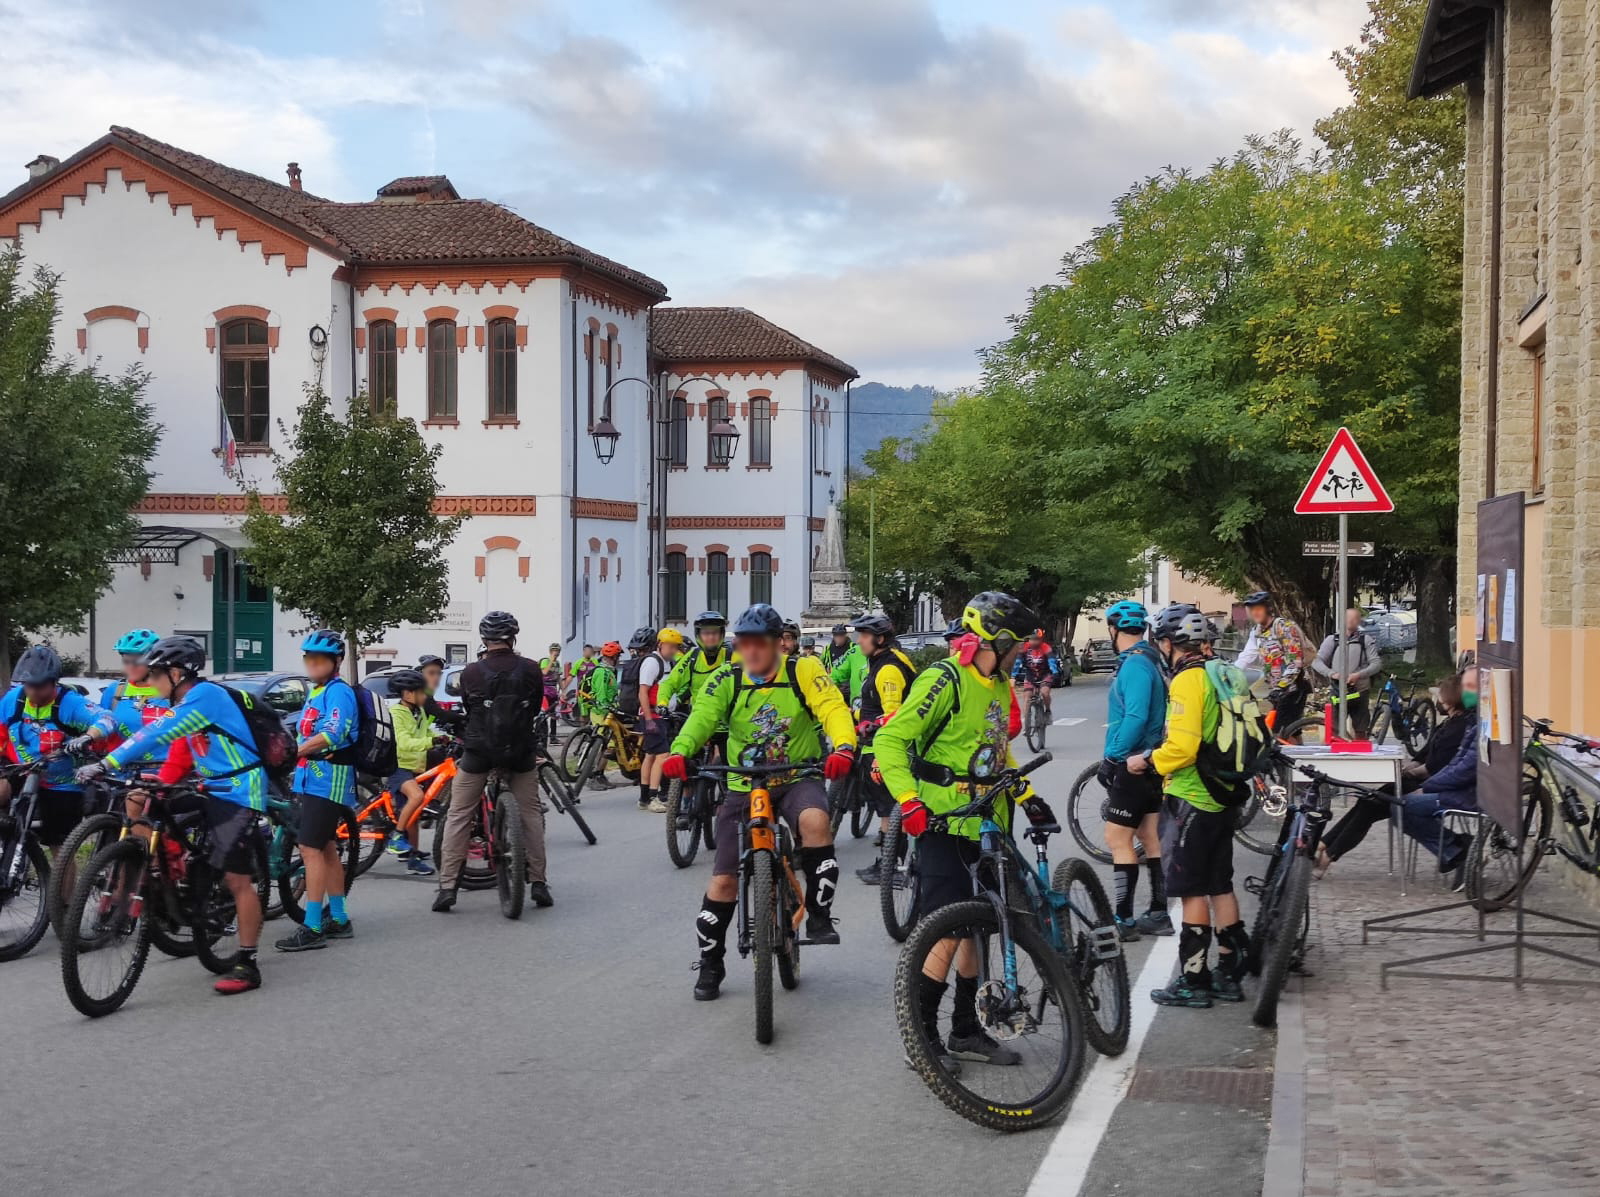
[591,375,655,464]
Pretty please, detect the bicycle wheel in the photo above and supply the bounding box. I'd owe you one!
[702,782,721,851]
[48,812,122,938]
[1246,847,1286,977]
[1232,780,1281,856]
[751,849,777,1045]
[558,727,591,782]
[59,839,151,1018]
[1400,699,1436,761]
[494,797,526,920]
[777,852,801,992]
[1369,705,1392,746]
[0,835,51,962]
[1025,702,1047,754]
[1051,857,1130,1057]
[1252,853,1312,1028]
[575,733,610,792]
[352,785,391,878]
[1066,764,1122,867]
[850,795,875,840]
[437,795,499,892]
[1280,715,1330,747]
[542,763,597,845]
[664,778,701,868]
[895,898,1087,1132]
[279,807,363,922]
[192,833,269,975]
[1465,769,1551,913]
[878,807,919,942]
[827,775,851,837]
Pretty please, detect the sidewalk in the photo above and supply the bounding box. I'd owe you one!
[1290,841,1600,1196]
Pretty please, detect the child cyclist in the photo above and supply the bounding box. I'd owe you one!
[384,668,437,876]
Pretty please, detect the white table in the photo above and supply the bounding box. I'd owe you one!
[1279,745,1408,891]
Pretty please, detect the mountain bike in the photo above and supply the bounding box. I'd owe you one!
[43,777,131,940]
[894,753,1096,1132]
[1067,761,1280,864]
[1459,718,1571,912]
[1022,685,1050,754]
[664,742,724,868]
[0,758,61,962]
[568,713,644,791]
[876,804,920,941]
[429,774,525,918]
[827,747,876,839]
[535,754,596,845]
[343,749,457,876]
[1368,670,1437,761]
[265,790,361,925]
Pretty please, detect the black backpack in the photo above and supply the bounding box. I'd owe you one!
[617,652,664,719]
[211,685,295,781]
[473,659,541,767]
[329,679,397,778]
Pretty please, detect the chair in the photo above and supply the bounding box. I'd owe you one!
[1402,808,1482,889]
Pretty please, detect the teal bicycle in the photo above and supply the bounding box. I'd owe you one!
[263,785,360,923]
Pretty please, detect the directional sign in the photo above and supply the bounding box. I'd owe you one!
[1304,540,1374,557]
[1293,426,1394,515]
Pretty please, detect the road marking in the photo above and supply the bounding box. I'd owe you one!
[1025,914,1180,1197]
[1051,717,1086,727]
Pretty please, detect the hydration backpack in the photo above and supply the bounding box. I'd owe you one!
[333,680,398,779]
[213,685,296,781]
[1189,659,1275,808]
[477,660,541,767]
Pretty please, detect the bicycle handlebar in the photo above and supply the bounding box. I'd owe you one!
[921,752,1054,827]
[690,761,825,779]
[1271,751,1396,804]
[1524,716,1599,751]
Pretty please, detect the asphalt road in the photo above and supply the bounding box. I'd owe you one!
[0,673,1276,1197]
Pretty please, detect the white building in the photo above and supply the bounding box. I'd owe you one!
[1,128,855,672]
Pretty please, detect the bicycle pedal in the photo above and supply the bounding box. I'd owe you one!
[1243,875,1266,897]
[1088,925,1123,961]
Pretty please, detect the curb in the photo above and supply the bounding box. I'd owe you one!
[1260,981,1306,1197]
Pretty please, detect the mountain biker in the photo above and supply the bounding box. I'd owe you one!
[618,627,669,812]
[589,641,621,721]
[780,619,801,658]
[873,591,1059,1069]
[1099,600,1172,940]
[98,629,173,753]
[434,611,552,913]
[78,636,268,995]
[639,627,686,812]
[1237,591,1309,732]
[274,630,360,952]
[660,603,856,1001]
[415,654,463,743]
[826,624,866,709]
[1013,629,1060,724]
[799,636,817,658]
[538,643,566,713]
[571,645,597,719]
[945,620,1025,742]
[660,611,734,713]
[385,668,439,875]
[1125,606,1247,1008]
[847,613,916,885]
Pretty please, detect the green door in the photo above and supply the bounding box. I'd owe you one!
[212,548,274,672]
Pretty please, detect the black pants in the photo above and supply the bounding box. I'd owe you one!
[1321,775,1419,862]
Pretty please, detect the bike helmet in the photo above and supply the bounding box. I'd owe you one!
[831,624,848,636]
[418,653,446,669]
[781,619,801,638]
[1149,604,1208,647]
[960,591,1040,650]
[1241,590,1272,609]
[693,610,727,630]
[114,628,160,657]
[479,610,520,641]
[12,644,64,685]
[1203,618,1223,643]
[628,626,658,652]
[390,668,428,694]
[731,604,785,638]
[657,628,687,648]
[1104,600,1149,633]
[942,618,965,643]
[143,636,207,675]
[601,640,622,657]
[301,629,346,659]
[800,635,816,649]
[851,613,895,640]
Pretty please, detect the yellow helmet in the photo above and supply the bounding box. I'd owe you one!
[657,627,688,648]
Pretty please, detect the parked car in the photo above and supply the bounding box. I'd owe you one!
[1079,639,1117,673]
[213,671,312,731]
[57,676,113,700]
[359,664,465,715]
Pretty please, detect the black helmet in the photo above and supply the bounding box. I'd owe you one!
[12,645,63,685]
[851,613,895,640]
[418,653,445,669]
[1150,604,1209,647]
[479,611,520,641]
[144,635,207,675]
[961,591,1040,649]
[831,624,848,636]
[1242,590,1272,608]
[693,610,727,630]
[628,626,658,652]
[731,604,784,638]
[781,619,801,638]
[942,618,965,642]
[390,668,428,694]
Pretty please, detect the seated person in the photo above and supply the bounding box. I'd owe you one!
[1316,671,1477,877]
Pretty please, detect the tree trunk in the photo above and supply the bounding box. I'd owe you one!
[1414,553,1455,667]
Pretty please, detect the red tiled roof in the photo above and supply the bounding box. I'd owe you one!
[651,307,857,379]
[376,174,458,199]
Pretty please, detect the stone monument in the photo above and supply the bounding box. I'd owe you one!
[803,503,856,625]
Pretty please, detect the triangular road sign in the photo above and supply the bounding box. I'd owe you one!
[1294,427,1394,514]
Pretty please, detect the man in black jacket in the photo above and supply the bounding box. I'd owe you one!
[433,612,553,912]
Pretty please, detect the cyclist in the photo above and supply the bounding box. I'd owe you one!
[384,668,438,876]
[945,620,1024,741]
[873,591,1059,1069]
[1237,591,1309,731]
[434,611,553,913]
[589,641,621,720]
[821,624,853,673]
[798,635,818,658]
[639,627,687,812]
[416,653,462,742]
[98,628,172,749]
[618,627,668,812]
[780,619,801,658]
[1125,606,1247,1008]
[275,630,359,952]
[1012,629,1060,725]
[660,611,733,713]
[538,642,566,713]
[847,613,916,885]
[660,603,856,1000]
[570,645,598,719]
[1099,600,1171,939]
[79,636,269,995]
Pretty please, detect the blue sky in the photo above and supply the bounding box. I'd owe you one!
[1,0,1369,386]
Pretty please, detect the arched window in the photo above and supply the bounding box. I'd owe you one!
[367,319,397,414]
[749,551,773,606]
[707,394,731,467]
[426,320,457,419]
[487,318,518,419]
[220,318,270,446]
[669,396,688,467]
[664,552,688,621]
[748,397,772,467]
[706,551,729,617]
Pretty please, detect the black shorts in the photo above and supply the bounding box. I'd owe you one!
[1271,684,1310,729]
[1105,762,1163,828]
[915,831,982,915]
[204,797,263,875]
[295,792,347,850]
[1160,799,1235,898]
[35,789,89,847]
[711,778,828,876]
[640,724,672,756]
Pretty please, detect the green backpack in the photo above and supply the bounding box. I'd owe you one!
[1190,659,1275,808]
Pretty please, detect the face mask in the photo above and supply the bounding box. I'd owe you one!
[1462,690,1479,711]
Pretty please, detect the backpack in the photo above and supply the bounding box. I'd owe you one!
[1188,659,1275,808]
[332,679,397,779]
[617,652,664,719]
[212,685,296,780]
[476,659,541,767]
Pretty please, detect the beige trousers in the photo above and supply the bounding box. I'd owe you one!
[439,767,547,889]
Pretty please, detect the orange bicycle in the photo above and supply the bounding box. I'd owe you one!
[341,748,458,877]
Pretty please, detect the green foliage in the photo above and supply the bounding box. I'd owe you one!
[241,387,466,660]
[0,247,161,682]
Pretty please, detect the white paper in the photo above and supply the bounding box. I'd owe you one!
[1492,668,1515,745]
[1500,569,1517,644]
[1475,574,1487,642]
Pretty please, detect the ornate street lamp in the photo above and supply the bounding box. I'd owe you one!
[709,415,741,464]
[591,415,621,464]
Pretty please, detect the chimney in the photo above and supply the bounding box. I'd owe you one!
[286,162,302,192]
[26,154,60,180]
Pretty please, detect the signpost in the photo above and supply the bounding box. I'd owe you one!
[1302,540,1374,558]
[1294,427,1394,737]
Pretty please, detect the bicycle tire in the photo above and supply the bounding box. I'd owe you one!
[1465,769,1551,913]
[751,849,777,1045]
[1025,703,1047,754]
[1051,856,1130,1057]
[452,796,501,892]
[59,839,151,1017]
[147,900,199,959]
[0,836,51,962]
[664,778,701,868]
[278,808,363,923]
[1066,763,1125,867]
[777,852,800,992]
[192,834,270,975]
[575,733,610,792]
[1280,715,1330,747]
[850,798,875,840]
[1369,705,1392,746]
[494,796,526,920]
[1231,784,1277,857]
[827,775,850,837]
[894,898,1087,1132]
[878,806,919,942]
[1401,699,1436,761]
[48,812,122,938]
[556,727,585,781]
[702,779,721,851]
[543,764,597,845]
[1246,848,1284,977]
[1252,853,1312,1028]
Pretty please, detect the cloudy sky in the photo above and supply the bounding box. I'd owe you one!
[1,0,1368,387]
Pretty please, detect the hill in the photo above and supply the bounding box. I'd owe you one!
[847,382,937,469]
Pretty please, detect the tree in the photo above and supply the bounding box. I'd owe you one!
[242,388,466,674]
[0,248,161,683]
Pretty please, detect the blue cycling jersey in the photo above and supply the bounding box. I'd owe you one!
[99,681,175,743]
[292,681,359,806]
[0,684,116,791]
[103,680,267,810]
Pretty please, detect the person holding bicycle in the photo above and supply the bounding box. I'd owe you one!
[660,603,856,1001]
[638,627,687,812]
[1125,607,1248,1008]
[617,627,669,812]
[77,636,269,995]
[848,613,916,885]
[1237,591,1309,731]
[873,591,1060,1069]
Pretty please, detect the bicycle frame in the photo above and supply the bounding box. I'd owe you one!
[737,782,807,949]
[343,753,457,850]
[1526,722,1600,874]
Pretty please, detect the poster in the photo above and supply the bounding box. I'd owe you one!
[1500,569,1517,645]
[1475,574,1487,641]
[1491,668,1514,745]
[1486,574,1500,645]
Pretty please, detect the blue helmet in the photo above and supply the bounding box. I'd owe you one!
[114,628,161,656]
[301,629,346,659]
[730,604,784,638]
[1104,601,1149,634]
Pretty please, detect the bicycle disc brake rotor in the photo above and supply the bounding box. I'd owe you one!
[1261,785,1289,819]
[975,979,1034,1041]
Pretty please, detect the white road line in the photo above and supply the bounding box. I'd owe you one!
[1025,918,1180,1197]
[1051,717,1087,727]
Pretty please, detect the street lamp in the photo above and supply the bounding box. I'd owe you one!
[591,414,621,464]
[709,415,741,464]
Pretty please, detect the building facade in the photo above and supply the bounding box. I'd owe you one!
[1414,0,1600,730]
[2,129,853,672]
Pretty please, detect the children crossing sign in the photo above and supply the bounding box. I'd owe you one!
[1294,427,1394,515]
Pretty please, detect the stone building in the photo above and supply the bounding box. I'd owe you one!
[1413,0,1600,729]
